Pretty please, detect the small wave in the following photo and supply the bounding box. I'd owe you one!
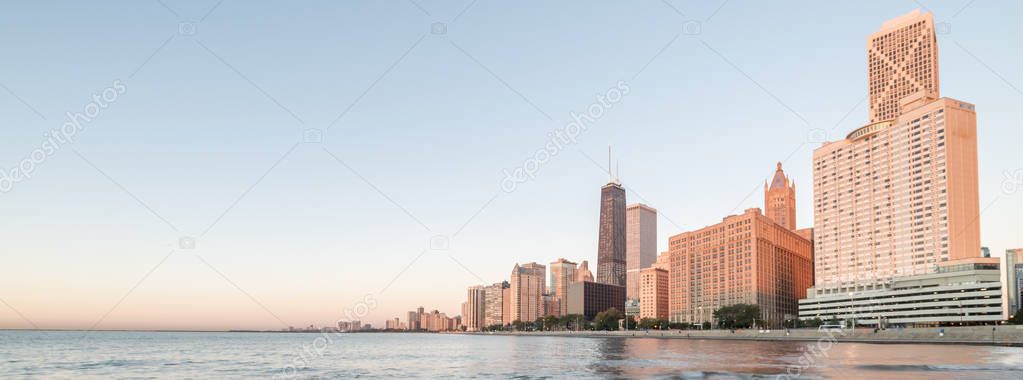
[856,364,1023,372]
[78,359,146,369]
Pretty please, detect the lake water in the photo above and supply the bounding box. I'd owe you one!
[2,331,1022,379]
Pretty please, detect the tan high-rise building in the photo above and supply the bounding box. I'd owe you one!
[812,9,980,296]
[464,285,485,331]
[549,258,578,317]
[639,254,670,320]
[483,281,509,328]
[668,208,813,326]
[764,163,797,231]
[510,262,546,322]
[626,204,658,301]
[502,287,512,325]
[868,9,939,123]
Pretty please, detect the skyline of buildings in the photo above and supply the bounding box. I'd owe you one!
[433,9,1018,331]
[6,1,1023,335]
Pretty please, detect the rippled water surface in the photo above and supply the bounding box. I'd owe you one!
[2,331,1022,379]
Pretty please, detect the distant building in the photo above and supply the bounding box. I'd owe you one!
[597,168,627,287]
[407,310,420,330]
[502,286,512,325]
[549,258,578,317]
[484,281,509,328]
[639,255,670,321]
[1003,249,1023,317]
[626,203,657,301]
[624,299,640,318]
[337,320,362,331]
[510,262,546,322]
[668,208,813,326]
[543,294,559,318]
[567,281,626,320]
[465,285,485,331]
[419,310,458,332]
[576,260,594,283]
[982,247,991,258]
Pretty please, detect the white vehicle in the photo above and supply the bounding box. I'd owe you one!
[818,324,844,332]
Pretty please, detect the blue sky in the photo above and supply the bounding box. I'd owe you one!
[1,0,1021,330]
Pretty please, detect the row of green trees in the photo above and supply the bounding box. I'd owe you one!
[487,305,1023,331]
[481,314,591,332]
[480,307,726,332]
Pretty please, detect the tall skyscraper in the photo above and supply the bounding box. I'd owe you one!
[483,281,509,328]
[626,203,657,301]
[510,262,546,322]
[597,167,627,287]
[764,163,796,231]
[868,9,939,123]
[464,285,485,331]
[812,9,980,296]
[549,258,578,317]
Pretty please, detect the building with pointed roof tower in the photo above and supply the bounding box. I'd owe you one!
[765,163,797,231]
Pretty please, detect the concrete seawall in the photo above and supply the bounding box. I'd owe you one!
[473,325,1023,346]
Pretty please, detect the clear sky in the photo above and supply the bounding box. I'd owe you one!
[1,1,1021,331]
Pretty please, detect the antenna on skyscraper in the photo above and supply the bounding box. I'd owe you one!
[607,146,613,183]
[616,160,621,184]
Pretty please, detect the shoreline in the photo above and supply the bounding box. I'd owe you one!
[470,326,1023,347]
[5,327,1023,347]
